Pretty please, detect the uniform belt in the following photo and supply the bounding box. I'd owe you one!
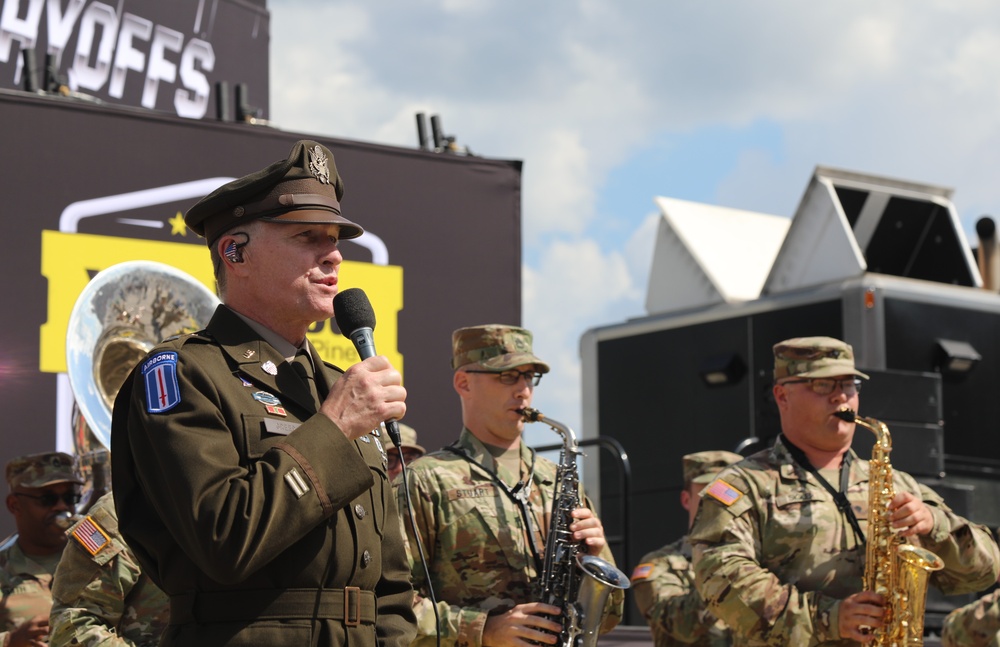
[170,587,376,625]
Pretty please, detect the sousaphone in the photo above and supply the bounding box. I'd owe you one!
[66,261,219,503]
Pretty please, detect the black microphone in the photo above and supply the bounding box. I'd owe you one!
[333,288,402,447]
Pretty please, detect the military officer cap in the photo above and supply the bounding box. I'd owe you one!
[451,324,551,373]
[6,451,83,490]
[185,139,365,246]
[773,336,870,381]
[682,451,743,488]
[386,423,426,455]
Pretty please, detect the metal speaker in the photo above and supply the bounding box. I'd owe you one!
[66,261,220,450]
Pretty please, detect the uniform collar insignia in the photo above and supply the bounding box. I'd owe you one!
[261,360,278,376]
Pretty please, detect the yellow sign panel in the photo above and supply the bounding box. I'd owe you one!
[40,230,403,377]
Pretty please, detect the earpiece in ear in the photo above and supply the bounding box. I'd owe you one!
[224,240,244,263]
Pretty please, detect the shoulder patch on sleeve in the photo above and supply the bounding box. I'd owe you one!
[704,478,744,506]
[631,562,654,582]
[71,516,111,556]
[142,351,181,413]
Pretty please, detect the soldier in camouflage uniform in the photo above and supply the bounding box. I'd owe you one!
[940,583,1000,647]
[397,325,625,647]
[689,337,1000,646]
[49,491,169,646]
[1,451,83,646]
[386,424,425,483]
[631,451,742,647]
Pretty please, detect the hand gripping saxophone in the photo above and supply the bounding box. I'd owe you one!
[520,407,631,647]
[836,409,944,647]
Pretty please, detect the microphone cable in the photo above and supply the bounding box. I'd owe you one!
[395,447,442,647]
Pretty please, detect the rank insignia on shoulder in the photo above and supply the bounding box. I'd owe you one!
[631,563,654,581]
[142,351,180,413]
[284,467,310,499]
[705,478,743,506]
[72,516,110,556]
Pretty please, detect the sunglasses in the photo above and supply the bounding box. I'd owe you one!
[14,491,81,508]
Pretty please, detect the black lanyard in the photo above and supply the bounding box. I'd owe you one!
[444,444,545,573]
[781,435,867,547]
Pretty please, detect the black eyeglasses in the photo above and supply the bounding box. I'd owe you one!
[464,369,543,386]
[387,450,424,468]
[780,377,863,396]
[14,491,81,508]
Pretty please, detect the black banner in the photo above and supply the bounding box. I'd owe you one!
[0,89,522,538]
[0,0,269,119]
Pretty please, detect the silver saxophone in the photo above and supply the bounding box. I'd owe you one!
[520,407,630,647]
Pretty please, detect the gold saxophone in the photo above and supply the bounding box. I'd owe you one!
[836,409,944,646]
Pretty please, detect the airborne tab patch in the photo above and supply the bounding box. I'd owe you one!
[72,516,110,556]
[705,478,743,506]
[142,352,180,413]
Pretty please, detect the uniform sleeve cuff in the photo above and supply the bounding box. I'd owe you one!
[457,609,488,647]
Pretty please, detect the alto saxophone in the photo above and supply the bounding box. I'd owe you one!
[520,407,631,647]
[836,409,944,646]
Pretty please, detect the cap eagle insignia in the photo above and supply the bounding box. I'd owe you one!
[308,145,331,185]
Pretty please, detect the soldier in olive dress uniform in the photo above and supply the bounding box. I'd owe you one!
[398,325,624,647]
[631,450,741,647]
[1,452,83,647]
[111,140,416,647]
[690,337,999,647]
[49,491,169,646]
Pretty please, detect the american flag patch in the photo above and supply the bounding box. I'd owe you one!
[631,563,654,581]
[705,478,743,506]
[142,351,180,413]
[71,516,110,556]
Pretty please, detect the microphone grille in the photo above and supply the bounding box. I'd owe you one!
[333,288,377,333]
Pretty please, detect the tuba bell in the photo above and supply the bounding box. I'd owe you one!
[65,260,219,514]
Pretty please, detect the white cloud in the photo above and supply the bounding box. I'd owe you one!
[268,0,1000,447]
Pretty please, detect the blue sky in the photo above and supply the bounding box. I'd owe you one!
[268,0,1000,445]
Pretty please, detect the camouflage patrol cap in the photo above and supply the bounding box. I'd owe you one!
[185,139,364,246]
[386,423,426,455]
[6,452,83,490]
[451,324,551,373]
[773,336,870,380]
[683,451,743,487]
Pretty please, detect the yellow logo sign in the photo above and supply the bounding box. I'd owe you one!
[40,230,404,376]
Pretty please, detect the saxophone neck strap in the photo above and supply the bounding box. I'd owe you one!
[444,443,545,570]
[782,435,867,547]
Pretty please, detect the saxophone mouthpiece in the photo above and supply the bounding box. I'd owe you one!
[518,407,542,422]
[834,408,857,422]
